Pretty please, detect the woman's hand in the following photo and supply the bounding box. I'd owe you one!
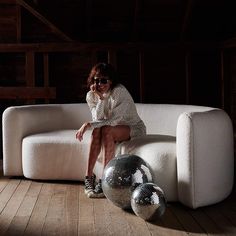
[76,122,91,142]
[90,84,104,100]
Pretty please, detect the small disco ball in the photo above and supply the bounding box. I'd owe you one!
[131,183,166,221]
[102,154,153,209]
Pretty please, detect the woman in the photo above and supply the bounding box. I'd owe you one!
[76,62,146,198]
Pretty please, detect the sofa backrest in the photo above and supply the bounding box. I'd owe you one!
[135,104,215,136]
[60,103,216,136]
[60,103,92,129]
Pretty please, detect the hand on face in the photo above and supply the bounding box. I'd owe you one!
[90,84,104,100]
[90,76,112,99]
[93,76,112,94]
[90,84,96,92]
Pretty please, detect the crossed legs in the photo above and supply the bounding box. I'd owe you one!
[86,125,130,176]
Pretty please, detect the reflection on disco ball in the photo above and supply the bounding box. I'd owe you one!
[102,154,153,209]
[131,183,166,221]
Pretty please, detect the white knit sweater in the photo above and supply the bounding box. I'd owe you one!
[86,84,146,138]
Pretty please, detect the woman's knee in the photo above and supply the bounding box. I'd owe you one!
[91,128,101,144]
[101,126,113,141]
[91,128,101,140]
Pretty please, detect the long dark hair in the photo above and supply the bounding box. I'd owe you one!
[87,62,118,90]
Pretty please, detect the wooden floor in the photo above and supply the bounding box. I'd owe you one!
[0,162,236,236]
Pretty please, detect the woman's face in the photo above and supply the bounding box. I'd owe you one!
[94,74,112,93]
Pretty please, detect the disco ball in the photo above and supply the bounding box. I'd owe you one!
[102,154,153,209]
[131,183,166,221]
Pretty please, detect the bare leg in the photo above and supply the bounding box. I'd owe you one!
[86,128,102,176]
[101,125,130,167]
[87,125,130,198]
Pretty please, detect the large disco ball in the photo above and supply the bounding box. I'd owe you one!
[131,183,166,221]
[102,154,153,209]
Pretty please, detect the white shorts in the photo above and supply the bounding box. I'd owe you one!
[130,120,146,139]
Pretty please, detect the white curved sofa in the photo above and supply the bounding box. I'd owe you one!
[2,103,234,209]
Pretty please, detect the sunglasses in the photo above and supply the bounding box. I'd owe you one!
[94,77,110,85]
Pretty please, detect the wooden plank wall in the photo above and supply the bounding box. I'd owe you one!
[0,3,18,43]
[0,42,222,106]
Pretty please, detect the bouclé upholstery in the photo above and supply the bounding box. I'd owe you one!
[2,103,234,208]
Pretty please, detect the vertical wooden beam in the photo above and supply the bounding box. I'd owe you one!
[108,50,117,69]
[90,51,97,66]
[16,5,21,43]
[25,51,35,86]
[220,50,225,109]
[43,53,49,103]
[25,51,35,103]
[185,51,191,104]
[85,0,93,40]
[139,51,145,103]
[133,0,141,40]
[43,53,49,87]
[180,0,194,41]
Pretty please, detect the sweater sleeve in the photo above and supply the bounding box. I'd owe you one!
[89,85,133,128]
[86,91,108,121]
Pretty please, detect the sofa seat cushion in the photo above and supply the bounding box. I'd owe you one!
[22,129,95,181]
[117,135,177,201]
[23,130,177,201]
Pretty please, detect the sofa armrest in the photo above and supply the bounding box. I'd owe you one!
[2,105,64,176]
[177,109,234,208]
